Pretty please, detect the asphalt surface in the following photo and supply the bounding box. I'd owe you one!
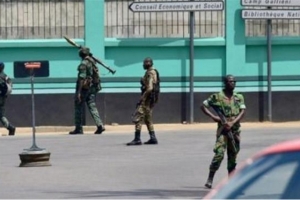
[0,123,300,199]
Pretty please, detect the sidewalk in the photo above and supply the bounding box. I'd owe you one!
[1,121,300,136]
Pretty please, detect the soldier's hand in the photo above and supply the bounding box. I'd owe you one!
[223,121,234,131]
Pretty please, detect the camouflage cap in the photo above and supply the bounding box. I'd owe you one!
[79,47,90,55]
[0,62,4,68]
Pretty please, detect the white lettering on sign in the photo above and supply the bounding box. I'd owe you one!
[242,9,300,19]
[241,0,300,7]
[129,1,224,12]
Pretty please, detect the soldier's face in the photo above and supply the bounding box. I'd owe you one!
[225,77,236,90]
[143,60,152,69]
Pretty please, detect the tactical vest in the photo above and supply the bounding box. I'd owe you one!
[140,69,160,105]
[84,57,102,91]
[152,69,160,104]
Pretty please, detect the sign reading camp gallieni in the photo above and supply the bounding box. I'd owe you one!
[241,0,300,7]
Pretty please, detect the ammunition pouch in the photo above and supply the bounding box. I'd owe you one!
[150,82,160,106]
[140,78,159,106]
[82,77,92,90]
[91,67,101,91]
[94,81,102,92]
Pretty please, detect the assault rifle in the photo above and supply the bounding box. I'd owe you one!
[210,105,238,153]
[63,35,116,75]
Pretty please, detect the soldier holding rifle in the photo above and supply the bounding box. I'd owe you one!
[201,74,246,189]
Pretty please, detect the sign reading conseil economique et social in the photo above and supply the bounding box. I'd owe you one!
[241,0,300,7]
[129,1,224,12]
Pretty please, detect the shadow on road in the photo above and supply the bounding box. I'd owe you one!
[53,187,210,199]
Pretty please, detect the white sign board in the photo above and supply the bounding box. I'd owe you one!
[129,1,224,12]
[242,9,300,19]
[241,0,300,7]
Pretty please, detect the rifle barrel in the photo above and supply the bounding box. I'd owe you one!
[211,105,238,153]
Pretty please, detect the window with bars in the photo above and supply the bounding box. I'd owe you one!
[244,6,300,37]
[105,0,225,38]
[0,0,84,39]
[2,0,300,39]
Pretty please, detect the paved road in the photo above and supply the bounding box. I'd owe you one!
[0,125,299,199]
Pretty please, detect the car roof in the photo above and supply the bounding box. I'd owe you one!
[203,138,300,199]
[254,138,300,159]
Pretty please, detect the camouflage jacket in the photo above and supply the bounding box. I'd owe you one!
[76,57,99,93]
[203,90,246,132]
[141,67,158,101]
[0,71,12,99]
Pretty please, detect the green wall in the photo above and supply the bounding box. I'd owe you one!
[0,0,300,95]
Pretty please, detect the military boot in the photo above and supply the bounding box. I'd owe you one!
[204,171,215,189]
[127,131,142,146]
[94,125,105,134]
[144,131,158,145]
[69,127,83,135]
[7,124,16,136]
[228,164,236,175]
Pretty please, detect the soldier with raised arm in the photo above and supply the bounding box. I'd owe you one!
[69,47,105,135]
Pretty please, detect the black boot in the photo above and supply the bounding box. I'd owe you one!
[69,127,83,135]
[127,131,142,146]
[144,131,158,145]
[205,171,215,189]
[94,125,105,134]
[7,124,16,136]
[228,164,236,175]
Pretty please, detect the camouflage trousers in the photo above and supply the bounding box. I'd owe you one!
[0,97,9,128]
[132,100,155,132]
[74,90,103,128]
[209,131,240,172]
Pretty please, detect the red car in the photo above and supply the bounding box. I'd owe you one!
[204,139,300,199]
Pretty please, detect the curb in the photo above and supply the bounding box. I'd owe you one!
[1,122,300,136]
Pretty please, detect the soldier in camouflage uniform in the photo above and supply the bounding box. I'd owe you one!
[69,47,105,135]
[127,57,159,146]
[0,62,15,136]
[201,75,246,189]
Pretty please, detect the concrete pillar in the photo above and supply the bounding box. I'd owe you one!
[84,0,104,58]
[225,0,246,75]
